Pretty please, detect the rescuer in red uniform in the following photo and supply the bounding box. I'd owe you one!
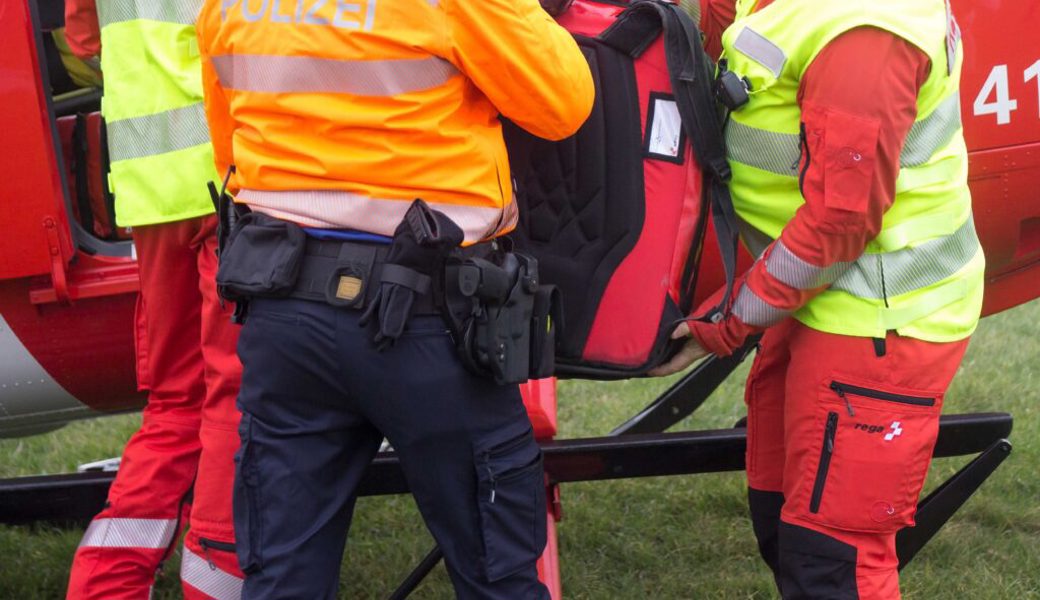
[655,1,984,598]
[64,3,245,598]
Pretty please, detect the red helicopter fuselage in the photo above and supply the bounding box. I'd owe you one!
[1,0,1039,438]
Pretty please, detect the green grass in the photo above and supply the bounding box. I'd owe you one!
[2,300,1039,599]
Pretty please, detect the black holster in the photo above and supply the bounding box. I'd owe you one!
[442,250,561,385]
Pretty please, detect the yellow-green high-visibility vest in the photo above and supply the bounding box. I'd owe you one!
[721,0,984,342]
[98,0,217,227]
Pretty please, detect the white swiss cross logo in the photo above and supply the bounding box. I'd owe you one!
[884,421,903,442]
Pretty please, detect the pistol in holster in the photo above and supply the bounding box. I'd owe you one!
[441,249,561,386]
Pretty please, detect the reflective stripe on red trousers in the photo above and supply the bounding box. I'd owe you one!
[67,216,244,600]
[744,318,969,600]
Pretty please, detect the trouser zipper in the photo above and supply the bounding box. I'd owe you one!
[484,452,497,504]
[482,432,533,504]
[199,538,237,570]
[830,381,936,407]
[809,411,838,514]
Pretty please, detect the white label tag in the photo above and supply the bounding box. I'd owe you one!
[648,98,682,159]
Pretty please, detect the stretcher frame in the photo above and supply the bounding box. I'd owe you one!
[0,341,1014,598]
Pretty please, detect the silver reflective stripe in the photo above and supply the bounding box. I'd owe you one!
[833,217,978,299]
[766,239,852,289]
[238,189,512,244]
[732,284,790,327]
[901,94,961,168]
[98,0,203,27]
[181,547,243,600]
[679,0,701,26]
[211,55,460,96]
[728,94,961,176]
[732,27,786,77]
[726,120,800,177]
[107,102,211,163]
[79,518,178,549]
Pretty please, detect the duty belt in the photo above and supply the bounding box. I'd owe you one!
[288,237,440,315]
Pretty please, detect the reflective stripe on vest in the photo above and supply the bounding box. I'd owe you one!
[735,217,978,328]
[99,1,216,226]
[79,518,178,549]
[180,547,244,600]
[832,217,977,299]
[98,0,202,27]
[211,54,460,96]
[731,27,786,77]
[107,102,211,162]
[238,189,518,244]
[726,93,963,178]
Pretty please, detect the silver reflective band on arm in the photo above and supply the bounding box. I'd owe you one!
[725,120,800,177]
[98,0,203,27]
[901,94,962,168]
[212,55,460,96]
[107,102,212,163]
[181,547,244,600]
[832,217,979,299]
[732,285,790,328]
[79,518,178,549]
[732,27,787,77]
[766,239,852,289]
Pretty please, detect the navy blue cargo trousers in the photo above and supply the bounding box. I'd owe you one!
[233,297,549,599]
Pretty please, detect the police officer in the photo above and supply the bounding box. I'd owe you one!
[655,0,983,598]
[196,0,593,597]
[65,1,246,598]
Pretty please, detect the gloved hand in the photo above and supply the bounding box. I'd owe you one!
[359,199,464,351]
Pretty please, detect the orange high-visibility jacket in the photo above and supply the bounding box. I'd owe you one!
[197,0,595,243]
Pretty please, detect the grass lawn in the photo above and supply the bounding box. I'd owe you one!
[1,300,1038,598]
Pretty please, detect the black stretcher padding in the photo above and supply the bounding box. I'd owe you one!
[505,35,645,362]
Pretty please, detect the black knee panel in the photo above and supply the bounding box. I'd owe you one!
[777,522,858,600]
[748,489,784,580]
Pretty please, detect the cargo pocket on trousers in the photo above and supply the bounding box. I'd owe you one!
[804,379,941,533]
[475,430,547,582]
[233,414,263,574]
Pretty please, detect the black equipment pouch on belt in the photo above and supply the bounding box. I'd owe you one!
[215,211,306,302]
[442,251,561,386]
[359,199,464,351]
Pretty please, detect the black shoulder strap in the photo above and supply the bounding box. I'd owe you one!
[600,0,740,323]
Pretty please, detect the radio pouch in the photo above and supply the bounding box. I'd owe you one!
[216,211,306,302]
[529,284,562,380]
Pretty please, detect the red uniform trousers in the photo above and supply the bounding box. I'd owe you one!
[67,216,245,600]
[745,319,969,600]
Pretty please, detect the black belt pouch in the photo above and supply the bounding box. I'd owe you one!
[216,212,306,301]
[529,284,561,380]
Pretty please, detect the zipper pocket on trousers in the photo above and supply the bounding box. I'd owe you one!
[830,381,936,409]
[481,432,537,504]
[199,537,237,569]
[809,411,838,514]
